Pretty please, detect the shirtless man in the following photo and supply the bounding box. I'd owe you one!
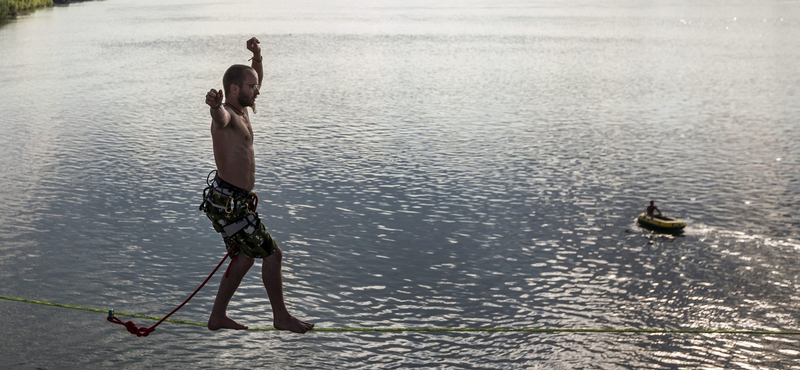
[201,37,313,334]
[646,200,662,218]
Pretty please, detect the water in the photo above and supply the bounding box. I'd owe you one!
[1,0,799,368]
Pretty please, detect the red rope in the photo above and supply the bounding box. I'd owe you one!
[107,247,235,337]
[224,248,238,278]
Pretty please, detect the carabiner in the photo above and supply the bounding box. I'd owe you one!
[225,196,235,214]
[250,193,259,212]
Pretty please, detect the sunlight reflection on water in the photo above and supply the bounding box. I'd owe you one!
[0,0,799,368]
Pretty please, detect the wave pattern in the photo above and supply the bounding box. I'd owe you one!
[0,0,798,368]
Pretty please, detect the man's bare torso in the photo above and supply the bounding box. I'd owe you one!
[211,108,256,191]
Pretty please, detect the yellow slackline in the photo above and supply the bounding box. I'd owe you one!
[2,295,799,335]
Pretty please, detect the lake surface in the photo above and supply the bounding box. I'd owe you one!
[1,0,799,368]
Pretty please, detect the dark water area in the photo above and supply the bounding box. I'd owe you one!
[0,0,798,368]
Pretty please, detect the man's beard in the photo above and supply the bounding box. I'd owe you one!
[238,95,257,114]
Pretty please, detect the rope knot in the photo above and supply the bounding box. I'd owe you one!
[108,316,156,337]
[105,247,235,337]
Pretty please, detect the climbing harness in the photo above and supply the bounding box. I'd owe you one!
[199,170,260,239]
[200,170,235,213]
[199,170,270,260]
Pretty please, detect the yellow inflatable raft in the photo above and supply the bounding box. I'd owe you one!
[637,212,686,231]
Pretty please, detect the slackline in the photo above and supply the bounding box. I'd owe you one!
[2,295,799,335]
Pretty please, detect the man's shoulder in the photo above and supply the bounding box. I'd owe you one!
[214,108,245,128]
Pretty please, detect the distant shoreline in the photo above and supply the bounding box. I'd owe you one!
[1,0,95,22]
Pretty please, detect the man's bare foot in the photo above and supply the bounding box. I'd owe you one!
[274,315,315,334]
[208,315,248,331]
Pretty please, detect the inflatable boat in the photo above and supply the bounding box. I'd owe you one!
[637,212,686,231]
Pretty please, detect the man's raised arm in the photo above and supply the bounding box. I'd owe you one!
[247,37,263,86]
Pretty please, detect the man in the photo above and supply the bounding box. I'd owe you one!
[646,200,662,218]
[201,37,313,334]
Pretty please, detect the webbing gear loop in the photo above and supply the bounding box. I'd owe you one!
[221,213,260,238]
[206,170,216,185]
[199,170,218,212]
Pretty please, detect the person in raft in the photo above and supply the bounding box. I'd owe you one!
[200,37,314,334]
[646,200,663,218]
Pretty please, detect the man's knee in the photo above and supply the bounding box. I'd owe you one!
[232,254,255,270]
[265,246,283,262]
[241,255,256,267]
[264,246,282,264]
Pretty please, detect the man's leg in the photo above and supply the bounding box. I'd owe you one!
[208,254,254,330]
[262,246,314,333]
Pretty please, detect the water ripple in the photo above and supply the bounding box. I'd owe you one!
[1,0,799,369]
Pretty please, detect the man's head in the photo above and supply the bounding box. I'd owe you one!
[650,201,655,206]
[223,64,260,108]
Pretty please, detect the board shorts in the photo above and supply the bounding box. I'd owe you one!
[199,171,278,259]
